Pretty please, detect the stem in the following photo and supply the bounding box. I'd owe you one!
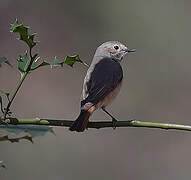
[3,48,33,119]
[4,118,191,132]
[3,71,28,118]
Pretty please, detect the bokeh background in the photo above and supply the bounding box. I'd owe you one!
[1,0,191,179]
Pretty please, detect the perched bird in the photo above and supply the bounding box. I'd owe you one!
[69,41,135,132]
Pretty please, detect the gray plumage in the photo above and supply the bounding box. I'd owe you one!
[69,41,135,132]
[81,57,123,110]
[81,41,128,110]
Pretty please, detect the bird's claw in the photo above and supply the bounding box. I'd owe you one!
[112,118,118,130]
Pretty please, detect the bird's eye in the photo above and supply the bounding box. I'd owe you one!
[114,45,119,50]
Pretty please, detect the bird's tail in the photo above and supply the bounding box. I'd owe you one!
[69,110,91,132]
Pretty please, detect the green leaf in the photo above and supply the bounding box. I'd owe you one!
[50,57,64,68]
[17,52,30,73]
[30,60,38,70]
[30,55,50,71]
[64,55,80,67]
[0,135,33,143]
[64,55,89,67]
[10,19,37,49]
[30,54,40,70]
[0,57,12,67]
[0,161,6,169]
[0,125,54,137]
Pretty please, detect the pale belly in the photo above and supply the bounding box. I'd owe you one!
[95,81,122,109]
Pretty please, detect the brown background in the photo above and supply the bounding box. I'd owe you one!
[1,0,191,179]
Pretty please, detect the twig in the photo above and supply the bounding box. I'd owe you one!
[2,118,191,132]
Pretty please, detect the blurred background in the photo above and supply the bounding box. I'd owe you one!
[1,0,191,179]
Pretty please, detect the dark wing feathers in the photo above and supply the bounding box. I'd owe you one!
[81,58,123,107]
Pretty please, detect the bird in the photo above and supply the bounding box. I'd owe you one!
[69,41,135,132]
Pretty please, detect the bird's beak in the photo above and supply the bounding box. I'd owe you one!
[125,48,136,53]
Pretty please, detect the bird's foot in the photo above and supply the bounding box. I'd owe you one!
[112,118,118,130]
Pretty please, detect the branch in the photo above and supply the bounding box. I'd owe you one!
[2,118,191,132]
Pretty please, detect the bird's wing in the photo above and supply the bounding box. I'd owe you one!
[81,58,123,108]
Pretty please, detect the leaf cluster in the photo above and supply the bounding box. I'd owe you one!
[0,19,88,121]
[0,18,89,168]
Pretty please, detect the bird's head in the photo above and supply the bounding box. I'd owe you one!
[95,41,136,62]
